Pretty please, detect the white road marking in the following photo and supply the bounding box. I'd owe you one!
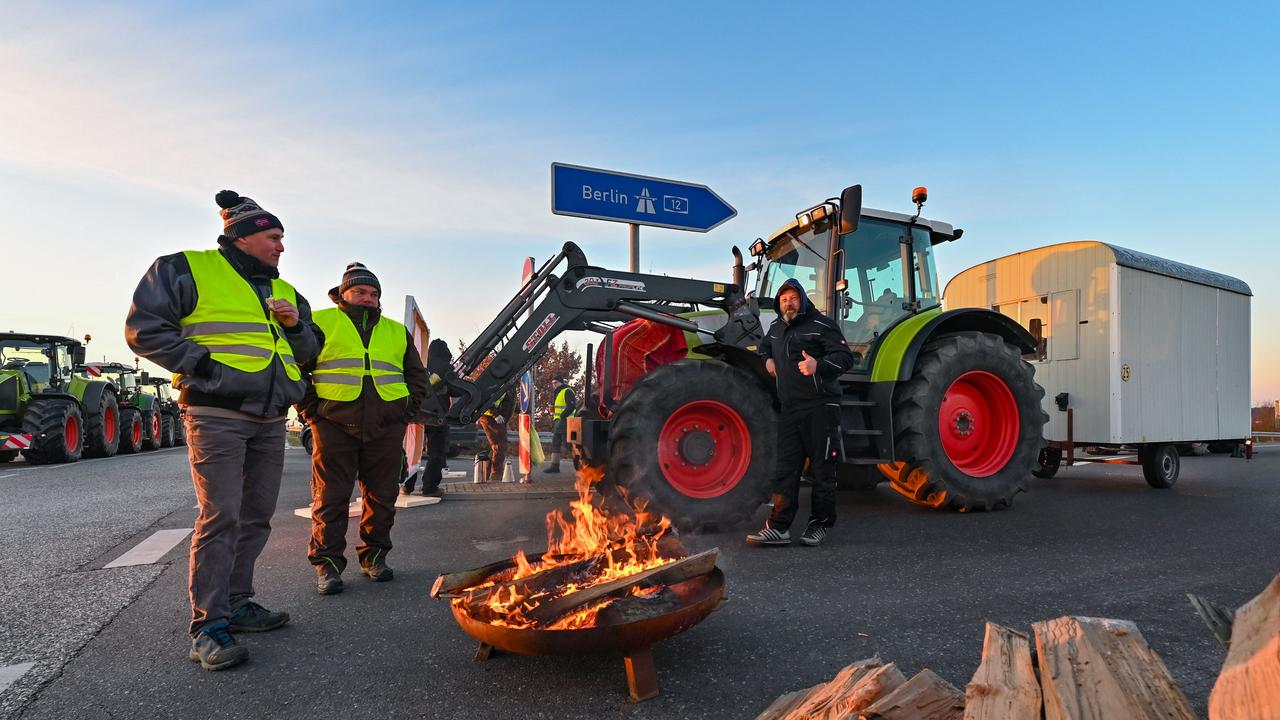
[104,528,193,568]
[0,662,36,693]
[0,473,16,479]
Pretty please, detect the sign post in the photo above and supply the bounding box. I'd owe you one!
[551,162,736,271]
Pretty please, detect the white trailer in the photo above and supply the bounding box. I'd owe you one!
[943,241,1252,487]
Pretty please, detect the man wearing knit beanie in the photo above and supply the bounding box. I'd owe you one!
[299,262,429,595]
[126,190,323,670]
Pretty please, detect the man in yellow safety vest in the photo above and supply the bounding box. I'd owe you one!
[298,262,429,596]
[542,376,576,474]
[126,190,323,671]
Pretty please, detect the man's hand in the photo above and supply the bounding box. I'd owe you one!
[765,358,777,377]
[268,298,299,328]
[494,415,506,424]
[798,350,818,376]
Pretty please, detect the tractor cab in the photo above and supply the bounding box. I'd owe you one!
[0,334,84,401]
[751,186,958,369]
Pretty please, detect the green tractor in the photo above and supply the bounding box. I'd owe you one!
[139,375,183,447]
[80,362,167,453]
[0,333,121,464]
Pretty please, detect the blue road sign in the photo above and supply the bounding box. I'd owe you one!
[551,163,736,232]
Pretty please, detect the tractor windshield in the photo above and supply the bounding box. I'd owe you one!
[0,340,54,389]
[836,218,940,359]
[759,225,830,315]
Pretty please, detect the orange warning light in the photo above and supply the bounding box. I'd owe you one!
[912,187,928,205]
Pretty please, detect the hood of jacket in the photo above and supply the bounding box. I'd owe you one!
[776,278,815,321]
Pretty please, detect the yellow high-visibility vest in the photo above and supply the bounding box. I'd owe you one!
[553,386,575,419]
[179,250,301,381]
[310,308,409,402]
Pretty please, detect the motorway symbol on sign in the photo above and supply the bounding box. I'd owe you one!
[551,163,736,232]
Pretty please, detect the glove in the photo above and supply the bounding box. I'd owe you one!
[494,415,506,424]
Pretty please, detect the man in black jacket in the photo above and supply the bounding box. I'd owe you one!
[748,279,856,547]
[403,338,455,495]
[126,190,322,670]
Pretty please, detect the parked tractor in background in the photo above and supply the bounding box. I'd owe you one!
[80,362,164,453]
[439,185,1046,530]
[0,333,121,464]
[140,376,184,447]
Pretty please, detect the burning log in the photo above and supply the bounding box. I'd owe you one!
[859,669,964,720]
[1032,616,1195,720]
[963,622,1041,720]
[1208,573,1280,720]
[525,548,718,625]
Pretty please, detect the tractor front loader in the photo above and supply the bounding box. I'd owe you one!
[441,184,1047,530]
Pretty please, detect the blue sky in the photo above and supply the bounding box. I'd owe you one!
[2,2,1277,401]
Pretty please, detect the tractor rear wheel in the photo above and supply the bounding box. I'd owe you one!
[142,408,162,451]
[888,332,1046,511]
[83,390,121,458]
[21,399,84,464]
[609,361,776,531]
[118,408,144,454]
[160,414,175,448]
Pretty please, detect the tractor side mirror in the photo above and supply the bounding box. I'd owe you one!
[839,184,862,235]
[71,346,86,366]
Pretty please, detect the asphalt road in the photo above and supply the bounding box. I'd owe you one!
[1,446,1276,719]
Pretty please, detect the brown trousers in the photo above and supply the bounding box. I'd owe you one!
[477,415,508,480]
[308,419,404,571]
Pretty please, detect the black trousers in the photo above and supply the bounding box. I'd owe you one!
[767,404,840,531]
[308,419,403,571]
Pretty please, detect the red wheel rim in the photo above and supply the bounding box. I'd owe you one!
[938,370,1019,477]
[65,416,80,453]
[104,406,117,444]
[657,400,751,498]
[132,417,143,446]
[150,414,160,440]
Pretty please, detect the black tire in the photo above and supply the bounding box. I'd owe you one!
[141,408,162,451]
[118,408,144,454]
[888,332,1047,511]
[174,415,186,446]
[1142,444,1180,488]
[608,361,776,532]
[837,464,883,491]
[160,413,174,448]
[0,450,18,463]
[21,399,84,464]
[1032,446,1062,479]
[301,425,314,455]
[83,390,121,458]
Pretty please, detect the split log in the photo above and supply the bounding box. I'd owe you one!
[1209,573,1280,720]
[755,685,824,720]
[430,551,555,598]
[1189,592,1237,650]
[526,548,718,625]
[786,657,899,719]
[860,669,964,720]
[1033,616,1195,720]
[964,622,1041,720]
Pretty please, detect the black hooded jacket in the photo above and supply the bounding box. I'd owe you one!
[757,278,857,412]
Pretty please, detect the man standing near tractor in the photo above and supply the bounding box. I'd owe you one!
[542,376,575,474]
[301,262,429,596]
[747,279,856,547]
[477,391,515,482]
[126,190,321,670]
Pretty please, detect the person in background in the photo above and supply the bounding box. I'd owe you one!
[300,262,428,595]
[126,190,321,671]
[542,376,575,474]
[403,338,456,496]
[476,391,516,482]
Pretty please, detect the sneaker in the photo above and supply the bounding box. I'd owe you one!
[799,522,828,547]
[189,621,248,671]
[229,601,290,633]
[745,527,791,546]
[316,565,344,595]
[360,557,394,582]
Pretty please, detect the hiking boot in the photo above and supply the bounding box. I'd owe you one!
[229,601,290,633]
[188,621,248,671]
[745,526,791,546]
[316,565,344,595]
[360,557,394,582]
[799,521,828,547]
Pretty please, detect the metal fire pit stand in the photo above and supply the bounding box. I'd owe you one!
[473,641,660,702]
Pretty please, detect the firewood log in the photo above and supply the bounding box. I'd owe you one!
[964,622,1041,720]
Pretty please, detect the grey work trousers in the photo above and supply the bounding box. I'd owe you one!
[184,414,285,635]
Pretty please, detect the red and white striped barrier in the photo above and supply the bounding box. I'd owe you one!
[1,433,32,451]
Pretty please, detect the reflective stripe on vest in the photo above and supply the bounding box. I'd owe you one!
[179,250,301,381]
[553,387,575,419]
[310,308,409,402]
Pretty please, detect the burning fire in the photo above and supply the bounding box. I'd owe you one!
[453,465,683,630]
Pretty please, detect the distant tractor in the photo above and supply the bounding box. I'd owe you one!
[440,184,1047,529]
[0,333,121,464]
[140,376,184,447]
[81,363,164,453]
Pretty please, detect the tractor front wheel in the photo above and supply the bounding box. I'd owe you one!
[889,332,1046,511]
[21,399,84,464]
[83,390,121,458]
[609,361,776,531]
[142,409,163,451]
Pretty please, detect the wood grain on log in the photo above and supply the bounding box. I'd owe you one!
[964,622,1041,720]
[526,548,718,625]
[1209,573,1280,720]
[860,668,964,720]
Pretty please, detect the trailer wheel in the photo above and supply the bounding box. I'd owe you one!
[1141,444,1180,488]
[82,390,121,459]
[889,332,1047,511]
[609,361,775,531]
[1032,447,1062,479]
[142,408,162,451]
[118,408,144,454]
[21,398,84,464]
